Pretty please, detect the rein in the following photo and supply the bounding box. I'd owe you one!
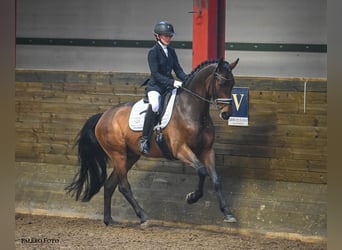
[180,71,233,107]
[181,85,214,104]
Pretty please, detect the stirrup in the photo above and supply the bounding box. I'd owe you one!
[139,137,149,154]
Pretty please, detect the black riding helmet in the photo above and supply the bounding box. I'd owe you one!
[153,21,175,36]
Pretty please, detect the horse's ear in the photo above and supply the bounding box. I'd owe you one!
[216,58,225,71]
[230,58,239,70]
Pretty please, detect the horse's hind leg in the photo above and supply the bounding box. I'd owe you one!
[103,171,119,225]
[118,173,148,224]
[114,151,147,224]
[103,151,143,225]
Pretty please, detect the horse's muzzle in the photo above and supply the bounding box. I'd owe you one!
[220,111,231,120]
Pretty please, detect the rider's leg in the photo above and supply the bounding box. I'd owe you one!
[147,90,161,114]
[139,91,160,154]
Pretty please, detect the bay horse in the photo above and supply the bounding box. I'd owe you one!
[66,58,239,225]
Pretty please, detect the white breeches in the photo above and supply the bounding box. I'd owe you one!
[147,91,161,113]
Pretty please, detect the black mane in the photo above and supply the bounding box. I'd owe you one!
[183,59,219,85]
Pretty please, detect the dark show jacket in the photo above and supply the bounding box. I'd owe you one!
[146,42,187,94]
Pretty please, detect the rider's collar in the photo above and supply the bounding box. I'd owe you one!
[158,40,168,49]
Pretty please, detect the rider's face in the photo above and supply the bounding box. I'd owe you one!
[159,34,173,45]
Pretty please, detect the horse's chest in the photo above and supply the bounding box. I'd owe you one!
[200,115,214,130]
[187,116,214,149]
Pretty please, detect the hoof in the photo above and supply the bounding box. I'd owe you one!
[185,192,202,204]
[185,192,195,204]
[104,217,118,226]
[139,213,148,224]
[140,220,150,228]
[224,214,237,223]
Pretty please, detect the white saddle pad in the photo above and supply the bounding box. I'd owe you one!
[129,89,178,131]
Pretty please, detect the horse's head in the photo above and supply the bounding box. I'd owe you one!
[181,58,239,120]
[211,58,239,120]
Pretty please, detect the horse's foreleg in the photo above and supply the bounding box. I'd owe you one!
[200,148,237,223]
[176,145,236,222]
[186,165,207,204]
[209,168,237,223]
[118,174,148,224]
[175,147,208,204]
[103,171,119,225]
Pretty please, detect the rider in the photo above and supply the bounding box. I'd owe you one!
[139,21,188,154]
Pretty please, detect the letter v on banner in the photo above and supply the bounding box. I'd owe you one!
[228,87,249,126]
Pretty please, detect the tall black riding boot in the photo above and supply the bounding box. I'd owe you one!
[139,105,157,154]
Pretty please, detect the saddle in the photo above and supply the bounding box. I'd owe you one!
[142,90,173,121]
[128,88,178,160]
[129,88,177,131]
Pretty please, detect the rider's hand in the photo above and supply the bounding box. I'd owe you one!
[173,80,183,88]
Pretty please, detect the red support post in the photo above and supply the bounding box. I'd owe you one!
[192,0,226,69]
[217,0,226,60]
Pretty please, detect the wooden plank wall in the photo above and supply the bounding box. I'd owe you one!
[15,70,327,184]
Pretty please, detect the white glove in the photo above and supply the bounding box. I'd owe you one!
[173,80,183,88]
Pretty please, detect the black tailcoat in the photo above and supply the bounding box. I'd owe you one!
[146,43,187,94]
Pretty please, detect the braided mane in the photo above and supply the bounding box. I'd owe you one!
[183,59,219,85]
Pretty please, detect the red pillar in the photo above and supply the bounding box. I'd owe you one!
[192,0,226,69]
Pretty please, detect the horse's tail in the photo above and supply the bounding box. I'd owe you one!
[65,113,108,202]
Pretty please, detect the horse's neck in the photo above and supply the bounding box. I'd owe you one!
[177,66,213,118]
[187,64,214,96]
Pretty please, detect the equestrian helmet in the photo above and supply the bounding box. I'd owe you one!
[153,21,175,36]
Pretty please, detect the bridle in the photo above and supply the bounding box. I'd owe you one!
[181,65,234,108]
[212,72,234,106]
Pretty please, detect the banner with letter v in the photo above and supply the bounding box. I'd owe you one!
[228,87,249,126]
